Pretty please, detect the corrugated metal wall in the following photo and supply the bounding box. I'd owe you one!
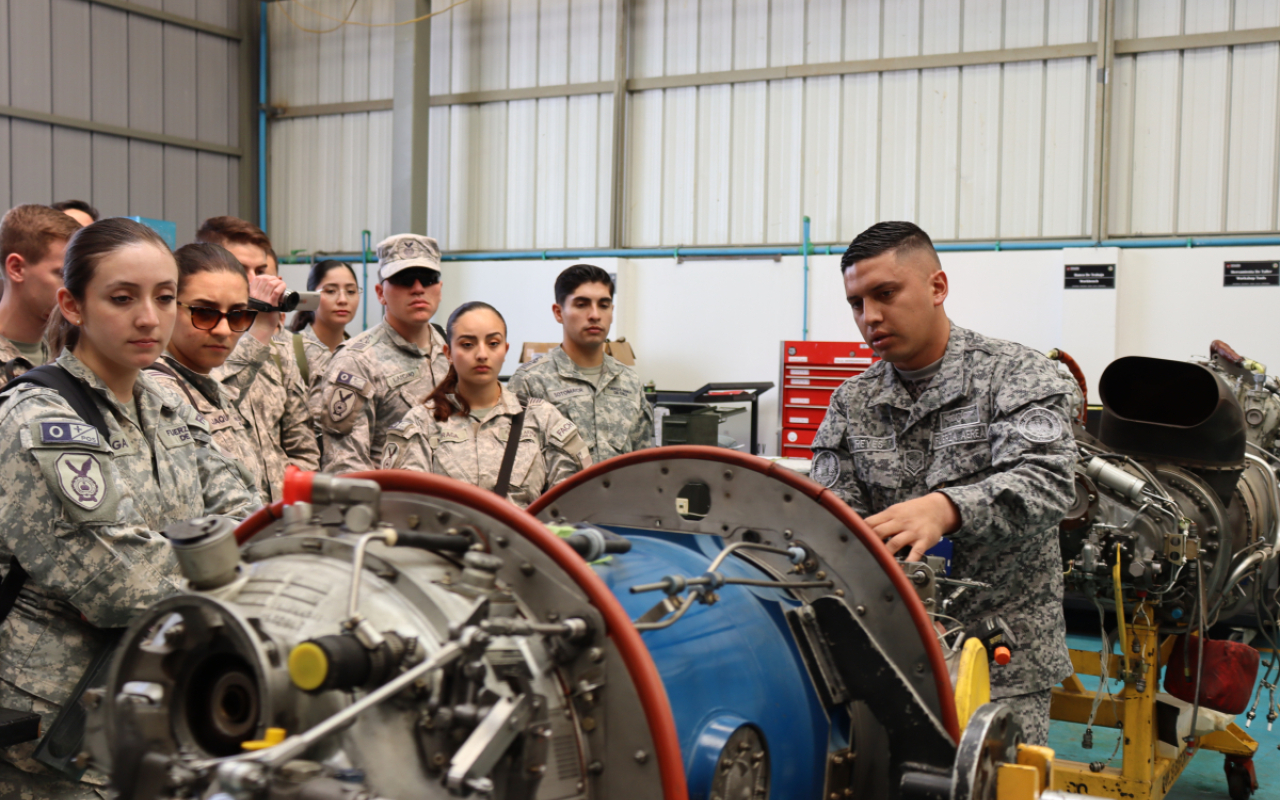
[265,0,1280,253]
[0,0,243,245]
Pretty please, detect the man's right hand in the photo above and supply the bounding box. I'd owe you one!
[247,274,287,344]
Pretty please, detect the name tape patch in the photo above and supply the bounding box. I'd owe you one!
[934,424,987,448]
[605,386,632,399]
[40,421,100,447]
[850,433,896,453]
[550,386,590,401]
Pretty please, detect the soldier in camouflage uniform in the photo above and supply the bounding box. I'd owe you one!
[287,260,360,393]
[0,205,81,381]
[315,235,451,474]
[810,222,1075,745]
[506,264,652,462]
[382,301,590,507]
[0,219,259,797]
[198,217,320,501]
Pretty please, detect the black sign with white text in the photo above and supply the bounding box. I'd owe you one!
[1065,264,1115,289]
[1224,261,1280,287]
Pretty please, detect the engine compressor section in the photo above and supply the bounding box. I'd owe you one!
[87,455,1094,800]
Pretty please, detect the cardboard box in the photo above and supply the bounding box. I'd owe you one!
[519,339,636,366]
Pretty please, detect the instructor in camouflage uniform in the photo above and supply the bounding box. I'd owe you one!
[315,235,451,473]
[507,264,652,462]
[810,221,1075,745]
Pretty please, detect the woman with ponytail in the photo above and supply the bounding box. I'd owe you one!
[287,259,358,389]
[0,219,258,797]
[380,301,592,508]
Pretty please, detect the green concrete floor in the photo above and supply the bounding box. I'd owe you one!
[1048,634,1278,799]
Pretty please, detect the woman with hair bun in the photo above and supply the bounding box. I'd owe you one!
[0,219,259,797]
[380,301,592,508]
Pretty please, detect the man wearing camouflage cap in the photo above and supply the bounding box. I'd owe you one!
[315,234,451,473]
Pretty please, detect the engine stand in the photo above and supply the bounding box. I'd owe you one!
[1048,606,1258,800]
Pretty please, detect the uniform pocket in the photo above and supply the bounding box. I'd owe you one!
[925,439,993,490]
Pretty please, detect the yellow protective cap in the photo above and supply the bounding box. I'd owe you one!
[288,641,330,692]
[241,727,286,751]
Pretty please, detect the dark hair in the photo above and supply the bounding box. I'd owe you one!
[289,259,359,333]
[46,218,172,353]
[1,204,83,269]
[51,199,100,222]
[840,221,937,273]
[554,263,614,306]
[174,243,248,292]
[424,301,507,422]
[196,215,276,265]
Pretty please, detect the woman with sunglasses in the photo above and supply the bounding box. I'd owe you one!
[287,259,359,389]
[145,243,276,497]
[380,302,592,508]
[0,220,258,797]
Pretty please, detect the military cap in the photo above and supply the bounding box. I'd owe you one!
[376,234,442,281]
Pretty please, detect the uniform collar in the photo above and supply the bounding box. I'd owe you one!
[550,345,621,387]
[449,384,524,424]
[55,349,177,426]
[160,353,230,408]
[864,322,969,421]
[381,319,443,359]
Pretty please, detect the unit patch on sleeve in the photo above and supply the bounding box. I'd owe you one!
[329,389,357,422]
[55,452,107,510]
[39,420,100,447]
[810,450,841,488]
[549,419,579,446]
[1016,407,1063,443]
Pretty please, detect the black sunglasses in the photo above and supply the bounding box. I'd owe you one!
[177,301,258,333]
[384,268,440,289]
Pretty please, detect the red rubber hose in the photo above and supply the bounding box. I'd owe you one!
[1047,348,1089,426]
[235,499,285,545]
[529,446,962,743]
[234,469,689,800]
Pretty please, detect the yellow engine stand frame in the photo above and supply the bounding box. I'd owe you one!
[1048,604,1258,800]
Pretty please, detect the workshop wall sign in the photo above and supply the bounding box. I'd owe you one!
[1064,264,1115,289]
[1223,261,1280,287]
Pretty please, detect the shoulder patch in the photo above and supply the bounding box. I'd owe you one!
[810,450,841,488]
[1016,407,1063,443]
[54,452,109,510]
[548,418,580,446]
[525,397,543,407]
[37,420,100,448]
[327,387,360,423]
[333,370,369,392]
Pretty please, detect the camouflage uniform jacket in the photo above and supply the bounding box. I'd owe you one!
[0,334,50,382]
[810,324,1076,697]
[316,320,450,474]
[215,331,321,501]
[0,351,259,778]
[147,354,268,498]
[381,386,592,509]
[506,346,653,462]
[297,325,340,394]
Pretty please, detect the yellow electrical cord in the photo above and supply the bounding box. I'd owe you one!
[279,0,473,33]
[1114,544,1130,681]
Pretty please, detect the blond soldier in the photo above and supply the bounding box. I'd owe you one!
[0,205,81,380]
[200,217,320,501]
[316,235,451,473]
[0,220,258,798]
[382,302,591,508]
[146,243,274,497]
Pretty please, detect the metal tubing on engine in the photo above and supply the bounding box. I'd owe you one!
[1085,457,1147,503]
[1244,452,1280,549]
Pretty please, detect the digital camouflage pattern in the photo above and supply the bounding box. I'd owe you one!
[146,354,266,498]
[0,335,50,383]
[0,351,259,791]
[506,346,653,463]
[215,331,321,501]
[315,320,450,474]
[811,324,1076,701]
[998,689,1052,747]
[381,386,592,509]
[297,325,339,394]
[376,234,442,278]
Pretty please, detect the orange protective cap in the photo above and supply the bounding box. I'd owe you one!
[994,646,1012,666]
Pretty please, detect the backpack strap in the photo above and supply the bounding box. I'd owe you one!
[0,365,110,444]
[145,361,202,409]
[294,333,310,385]
[493,409,527,500]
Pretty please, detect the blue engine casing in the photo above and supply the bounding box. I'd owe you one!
[594,529,834,800]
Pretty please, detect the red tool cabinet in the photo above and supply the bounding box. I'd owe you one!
[778,341,878,458]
